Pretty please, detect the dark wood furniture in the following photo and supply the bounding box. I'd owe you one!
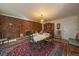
[54,39,79,56]
[0,39,9,45]
[44,23,54,38]
[0,36,28,48]
[68,44,79,56]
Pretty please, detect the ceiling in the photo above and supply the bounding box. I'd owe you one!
[0,3,79,22]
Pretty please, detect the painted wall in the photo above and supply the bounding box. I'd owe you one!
[62,16,79,40]
[77,16,79,30]
[48,16,79,40]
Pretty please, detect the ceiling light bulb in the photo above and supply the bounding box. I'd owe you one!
[40,19,44,23]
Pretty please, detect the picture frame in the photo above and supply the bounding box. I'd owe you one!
[57,23,60,29]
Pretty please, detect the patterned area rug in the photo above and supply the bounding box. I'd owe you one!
[0,41,64,56]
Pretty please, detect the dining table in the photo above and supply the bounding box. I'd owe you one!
[32,33,50,42]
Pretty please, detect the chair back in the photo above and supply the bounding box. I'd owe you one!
[26,31,35,42]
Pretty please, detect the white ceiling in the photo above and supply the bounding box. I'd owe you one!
[0,3,79,22]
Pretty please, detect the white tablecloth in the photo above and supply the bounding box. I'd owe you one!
[33,33,50,42]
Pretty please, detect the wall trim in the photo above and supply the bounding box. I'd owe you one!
[0,14,40,23]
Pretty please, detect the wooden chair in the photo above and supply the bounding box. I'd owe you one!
[26,31,41,50]
[26,31,34,42]
[44,30,54,40]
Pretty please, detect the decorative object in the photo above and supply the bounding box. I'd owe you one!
[9,23,13,26]
[76,33,79,41]
[55,23,62,39]
[20,33,24,37]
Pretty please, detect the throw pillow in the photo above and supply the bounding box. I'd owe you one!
[76,33,79,41]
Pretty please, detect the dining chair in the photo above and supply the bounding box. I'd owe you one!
[26,31,41,49]
[26,31,34,42]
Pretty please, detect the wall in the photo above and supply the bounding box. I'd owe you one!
[62,16,79,40]
[47,16,79,40]
[77,16,79,30]
[21,20,42,35]
[0,19,2,38]
[1,15,23,39]
[1,14,78,40]
[0,15,42,39]
[47,19,64,35]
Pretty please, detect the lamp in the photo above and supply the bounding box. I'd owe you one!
[40,19,44,23]
[40,14,44,33]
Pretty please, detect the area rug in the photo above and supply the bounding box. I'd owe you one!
[0,41,64,56]
[6,42,55,56]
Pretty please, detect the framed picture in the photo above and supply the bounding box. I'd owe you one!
[57,23,60,29]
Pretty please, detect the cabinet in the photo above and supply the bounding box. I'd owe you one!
[44,23,54,38]
[68,44,79,56]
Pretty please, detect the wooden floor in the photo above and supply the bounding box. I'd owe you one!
[53,39,68,56]
[53,39,79,56]
[68,44,79,56]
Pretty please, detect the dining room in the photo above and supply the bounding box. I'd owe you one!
[0,3,79,56]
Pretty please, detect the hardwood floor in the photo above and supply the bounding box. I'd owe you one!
[53,39,79,56]
[53,39,69,56]
[68,44,79,56]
